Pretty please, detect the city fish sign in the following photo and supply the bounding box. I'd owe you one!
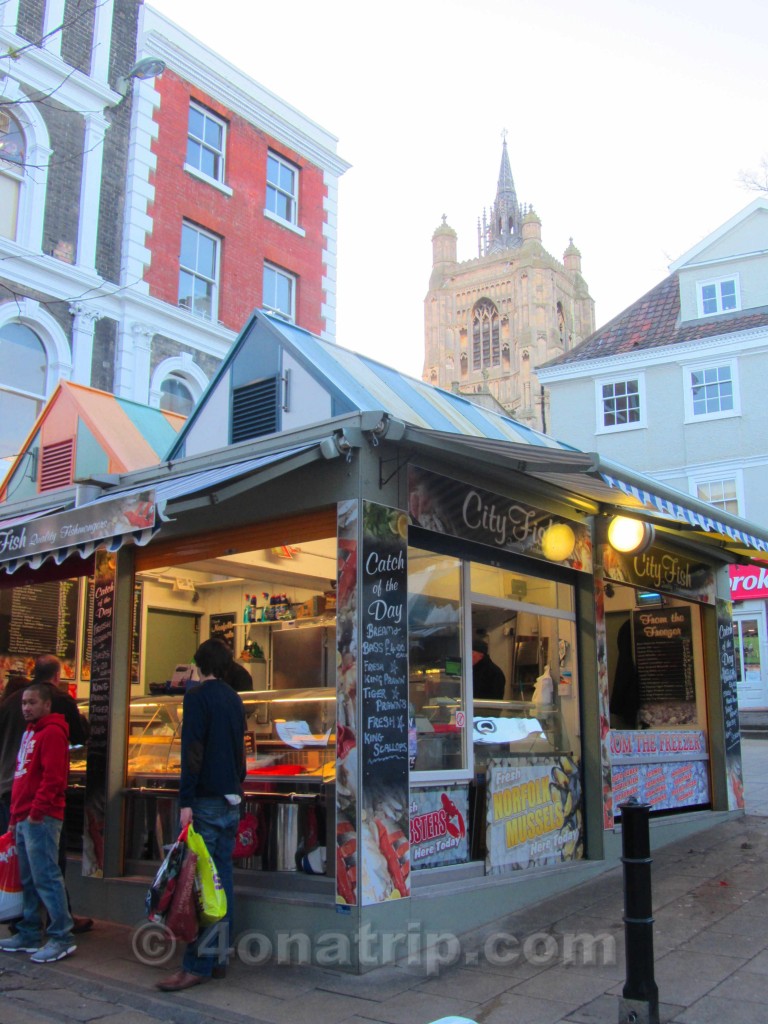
[408,466,592,572]
[0,492,155,563]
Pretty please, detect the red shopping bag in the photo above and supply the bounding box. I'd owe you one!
[0,831,23,922]
[233,812,261,859]
[165,850,199,942]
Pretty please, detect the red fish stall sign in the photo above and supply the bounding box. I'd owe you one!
[729,562,768,601]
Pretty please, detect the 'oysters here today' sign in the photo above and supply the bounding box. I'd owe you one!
[0,492,156,564]
[407,466,592,572]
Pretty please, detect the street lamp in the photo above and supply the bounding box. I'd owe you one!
[116,57,167,97]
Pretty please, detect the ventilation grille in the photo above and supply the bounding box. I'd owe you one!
[39,439,74,492]
[232,378,279,443]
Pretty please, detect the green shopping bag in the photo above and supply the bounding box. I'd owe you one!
[186,823,227,925]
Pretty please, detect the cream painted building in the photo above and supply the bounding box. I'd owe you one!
[423,140,595,431]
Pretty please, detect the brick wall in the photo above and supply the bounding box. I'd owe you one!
[91,317,116,392]
[42,102,85,262]
[60,0,95,74]
[145,72,328,336]
[15,0,44,44]
[151,335,220,379]
[96,0,141,284]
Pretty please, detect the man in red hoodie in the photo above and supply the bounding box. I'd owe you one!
[0,682,76,962]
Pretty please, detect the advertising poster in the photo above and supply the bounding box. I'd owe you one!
[410,785,469,870]
[608,729,710,813]
[717,599,744,809]
[335,500,359,906]
[486,757,583,874]
[357,501,410,905]
[408,466,592,572]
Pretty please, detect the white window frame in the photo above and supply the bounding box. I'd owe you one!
[178,222,221,322]
[696,274,740,318]
[683,359,740,422]
[149,355,209,410]
[265,150,300,228]
[689,467,744,518]
[184,101,229,189]
[594,372,646,433]
[263,262,296,322]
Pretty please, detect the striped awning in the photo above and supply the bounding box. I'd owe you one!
[600,472,768,555]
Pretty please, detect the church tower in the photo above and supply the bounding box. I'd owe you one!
[423,139,595,432]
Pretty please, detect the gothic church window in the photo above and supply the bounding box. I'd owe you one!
[471,299,500,371]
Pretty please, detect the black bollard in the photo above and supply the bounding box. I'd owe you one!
[618,799,659,1024]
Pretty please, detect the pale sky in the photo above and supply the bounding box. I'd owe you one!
[150,0,768,378]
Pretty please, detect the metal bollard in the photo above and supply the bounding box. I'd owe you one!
[618,799,659,1024]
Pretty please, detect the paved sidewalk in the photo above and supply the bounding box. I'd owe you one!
[1,740,768,1024]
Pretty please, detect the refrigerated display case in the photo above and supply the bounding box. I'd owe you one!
[123,690,335,876]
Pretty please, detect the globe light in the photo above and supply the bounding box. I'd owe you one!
[541,522,576,562]
[607,516,654,554]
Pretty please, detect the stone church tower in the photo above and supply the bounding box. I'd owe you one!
[423,139,595,432]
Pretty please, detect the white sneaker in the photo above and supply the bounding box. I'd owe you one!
[30,939,76,962]
[0,934,39,953]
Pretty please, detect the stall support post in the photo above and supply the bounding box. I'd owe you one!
[618,799,659,1024]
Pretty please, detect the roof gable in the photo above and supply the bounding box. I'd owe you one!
[669,198,768,272]
[168,310,575,460]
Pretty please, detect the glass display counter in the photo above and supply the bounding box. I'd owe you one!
[123,689,335,876]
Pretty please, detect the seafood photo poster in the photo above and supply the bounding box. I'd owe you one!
[486,757,584,874]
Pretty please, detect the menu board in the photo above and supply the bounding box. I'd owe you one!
[633,607,694,703]
[210,612,237,649]
[83,550,116,877]
[717,599,744,809]
[360,502,409,783]
[358,501,410,905]
[0,579,79,660]
[82,580,142,684]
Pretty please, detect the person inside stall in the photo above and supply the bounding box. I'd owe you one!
[609,619,640,729]
[0,655,92,933]
[472,635,506,701]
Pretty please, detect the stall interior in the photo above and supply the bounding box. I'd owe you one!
[125,535,340,878]
[407,547,582,866]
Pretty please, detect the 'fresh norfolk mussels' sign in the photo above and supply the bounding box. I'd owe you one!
[0,492,155,563]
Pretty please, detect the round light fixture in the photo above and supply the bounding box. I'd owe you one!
[607,516,654,554]
[541,522,576,562]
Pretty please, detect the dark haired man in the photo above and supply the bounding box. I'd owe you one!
[0,655,92,934]
[156,638,246,992]
[0,682,76,962]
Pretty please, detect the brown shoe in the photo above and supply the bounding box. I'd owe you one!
[156,969,206,992]
[72,917,94,934]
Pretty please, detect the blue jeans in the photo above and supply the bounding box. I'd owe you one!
[182,798,239,977]
[15,817,74,944]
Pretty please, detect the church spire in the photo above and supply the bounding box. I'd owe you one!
[479,132,523,256]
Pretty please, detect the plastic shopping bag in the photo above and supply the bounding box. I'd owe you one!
[165,850,199,942]
[145,825,188,922]
[0,831,23,922]
[186,823,227,926]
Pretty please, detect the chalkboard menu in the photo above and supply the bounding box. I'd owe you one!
[633,606,694,703]
[210,612,237,649]
[0,579,79,660]
[717,599,744,810]
[360,502,409,784]
[83,549,116,877]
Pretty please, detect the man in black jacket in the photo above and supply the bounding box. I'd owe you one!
[157,638,246,992]
[0,655,92,933]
